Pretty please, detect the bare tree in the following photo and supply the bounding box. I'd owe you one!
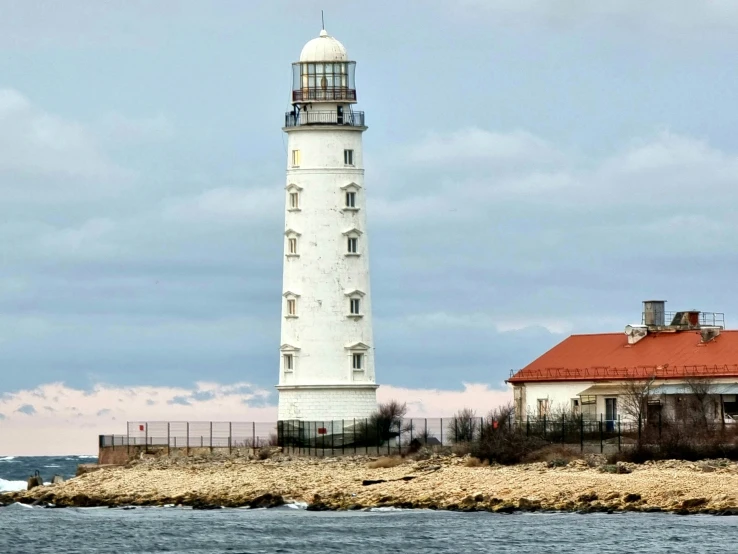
[447,408,478,443]
[619,377,656,423]
[683,377,717,430]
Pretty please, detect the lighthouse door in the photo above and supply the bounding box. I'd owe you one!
[337,106,344,125]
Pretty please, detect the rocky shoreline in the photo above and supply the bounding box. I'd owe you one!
[2,453,738,515]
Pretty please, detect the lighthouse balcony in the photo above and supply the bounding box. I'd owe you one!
[292,88,357,103]
[284,110,365,128]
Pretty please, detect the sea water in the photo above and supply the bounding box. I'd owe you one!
[1,457,736,553]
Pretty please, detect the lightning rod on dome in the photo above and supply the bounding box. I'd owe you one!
[321,10,325,31]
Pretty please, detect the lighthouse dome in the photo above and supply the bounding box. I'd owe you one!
[300,30,348,62]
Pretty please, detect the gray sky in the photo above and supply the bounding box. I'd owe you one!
[2,1,738,413]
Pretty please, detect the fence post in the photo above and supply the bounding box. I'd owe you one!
[617,416,621,452]
[331,420,335,455]
[353,418,357,455]
[658,409,662,442]
[424,418,428,445]
[440,418,443,446]
[543,414,547,440]
[561,414,565,444]
[599,413,604,454]
[145,423,148,450]
[526,416,530,437]
[186,422,190,456]
[229,422,233,454]
[252,422,256,454]
[209,422,213,453]
[409,419,414,447]
[580,415,584,452]
[637,413,642,446]
[365,418,368,455]
[127,421,130,456]
[167,422,170,456]
[341,420,345,456]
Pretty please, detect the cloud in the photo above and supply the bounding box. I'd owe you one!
[15,404,36,415]
[407,128,564,167]
[0,89,124,181]
[0,381,512,455]
[453,0,738,33]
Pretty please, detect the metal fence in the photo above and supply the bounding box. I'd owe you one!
[99,421,278,451]
[98,415,738,457]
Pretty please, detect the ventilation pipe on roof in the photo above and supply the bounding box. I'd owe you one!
[700,326,721,343]
[625,324,648,345]
[643,300,666,326]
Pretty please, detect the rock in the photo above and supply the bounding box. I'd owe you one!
[577,492,598,503]
[51,475,65,485]
[623,493,641,503]
[362,479,386,486]
[27,471,43,490]
[248,493,285,509]
[493,503,516,514]
[680,498,707,510]
[191,500,221,510]
[517,498,541,511]
[700,464,717,473]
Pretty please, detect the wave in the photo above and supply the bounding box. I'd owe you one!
[284,501,308,510]
[0,478,26,492]
[76,455,98,460]
[44,465,61,468]
[0,456,16,462]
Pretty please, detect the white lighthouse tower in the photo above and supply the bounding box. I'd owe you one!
[277,28,378,422]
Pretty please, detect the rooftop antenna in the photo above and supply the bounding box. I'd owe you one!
[321,10,325,31]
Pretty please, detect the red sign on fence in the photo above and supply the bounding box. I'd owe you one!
[317,427,327,435]
[139,425,145,431]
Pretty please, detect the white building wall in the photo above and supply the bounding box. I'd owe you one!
[522,382,595,416]
[277,121,377,421]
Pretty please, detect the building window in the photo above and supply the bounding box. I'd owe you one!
[344,149,354,165]
[288,238,297,255]
[289,192,299,209]
[537,399,549,418]
[283,354,293,371]
[352,353,363,370]
[347,237,358,253]
[581,396,596,420]
[287,298,296,316]
[350,298,360,315]
[291,150,301,167]
[345,191,356,208]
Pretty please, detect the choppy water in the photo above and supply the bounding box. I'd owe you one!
[0,507,736,553]
[0,455,97,492]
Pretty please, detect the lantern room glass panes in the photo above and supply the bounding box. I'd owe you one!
[293,62,356,102]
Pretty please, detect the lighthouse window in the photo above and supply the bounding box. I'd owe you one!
[344,149,354,166]
[347,237,358,253]
[352,353,363,370]
[350,298,361,315]
[289,192,299,209]
[283,354,293,371]
[288,238,297,255]
[287,298,296,316]
[345,191,356,208]
[291,150,301,167]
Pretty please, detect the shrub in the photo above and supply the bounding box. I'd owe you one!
[355,401,407,447]
[367,456,404,469]
[470,404,548,465]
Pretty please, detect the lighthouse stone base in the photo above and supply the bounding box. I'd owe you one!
[277,385,378,422]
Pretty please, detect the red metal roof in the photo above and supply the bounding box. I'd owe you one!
[507,330,738,383]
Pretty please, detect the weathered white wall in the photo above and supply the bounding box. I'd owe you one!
[278,387,378,421]
[277,108,377,421]
[519,382,595,416]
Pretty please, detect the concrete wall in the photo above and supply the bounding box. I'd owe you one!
[278,386,378,421]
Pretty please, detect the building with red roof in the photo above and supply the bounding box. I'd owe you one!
[507,300,738,426]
